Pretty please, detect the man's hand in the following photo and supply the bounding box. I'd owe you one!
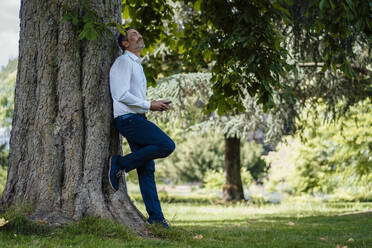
[150,100,170,112]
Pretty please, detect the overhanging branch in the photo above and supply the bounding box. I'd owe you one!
[297,62,372,77]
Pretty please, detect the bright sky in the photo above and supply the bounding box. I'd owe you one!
[0,0,20,69]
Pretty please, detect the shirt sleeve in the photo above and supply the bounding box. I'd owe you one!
[109,57,151,110]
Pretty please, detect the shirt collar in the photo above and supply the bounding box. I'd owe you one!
[125,50,143,64]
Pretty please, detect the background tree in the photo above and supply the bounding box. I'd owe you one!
[147,73,293,201]
[0,0,149,233]
[142,130,265,185]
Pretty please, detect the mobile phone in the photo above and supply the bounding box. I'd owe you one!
[164,101,172,105]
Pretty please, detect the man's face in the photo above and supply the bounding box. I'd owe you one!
[123,29,145,52]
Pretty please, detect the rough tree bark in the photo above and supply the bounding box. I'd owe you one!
[222,135,244,201]
[0,0,148,234]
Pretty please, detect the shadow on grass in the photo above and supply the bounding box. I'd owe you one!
[169,212,372,248]
[1,204,136,241]
[0,214,51,236]
[175,211,372,225]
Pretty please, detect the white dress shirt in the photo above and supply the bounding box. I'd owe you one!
[109,50,151,118]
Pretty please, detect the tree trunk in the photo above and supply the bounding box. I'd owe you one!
[0,0,148,235]
[222,135,244,201]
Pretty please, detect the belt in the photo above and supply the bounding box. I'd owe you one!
[115,113,146,122]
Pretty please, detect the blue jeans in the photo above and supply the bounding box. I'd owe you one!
[114,113,175,222]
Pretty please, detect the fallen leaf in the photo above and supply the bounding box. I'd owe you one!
[193,234,203,240]
[233,223,240,226]
[320,237,327,241]
[287,221,295,226]
[143,228,153,236]
[347,238,354,242]
[336,245,348,248]
[0,218,9,227]
[38,219,48,224]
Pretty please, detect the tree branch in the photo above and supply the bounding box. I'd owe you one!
[297,62,372,77]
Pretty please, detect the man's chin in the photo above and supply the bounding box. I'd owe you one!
[133,43,145,51]
[137,41,145,49]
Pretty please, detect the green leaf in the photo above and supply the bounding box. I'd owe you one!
[61,4,71,12]
[344,63,352,78]
[77,29,87,41]
[85,27,98,41]
[348,64,356,78]
[115,23,126,35]
[319,0,327,11]
[329,0,335,10]
[248,55,255,64]
[122,6,130,19]
[62,14,72,23]
[194,0,202,12]
[72,16,79,25]
[217,103,226,116]
[82,14,92,24]
[331,61,337,74]
[106,22,117,27]
[106,29,114,40]
[273,3,291,17]
[345,0,353,9]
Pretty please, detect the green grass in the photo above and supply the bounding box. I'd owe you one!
[1,200,371,248]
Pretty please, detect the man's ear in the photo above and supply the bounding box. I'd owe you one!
[122,41,129,49]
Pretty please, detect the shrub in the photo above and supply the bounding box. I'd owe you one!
[264,100,372,199]
[0,144,8,195]
[203,168,253,190]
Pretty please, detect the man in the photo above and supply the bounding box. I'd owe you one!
[108,27,175,228]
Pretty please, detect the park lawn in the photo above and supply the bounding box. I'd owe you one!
[0,200,371,248]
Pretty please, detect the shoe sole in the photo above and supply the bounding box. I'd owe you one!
[108,156,118,191]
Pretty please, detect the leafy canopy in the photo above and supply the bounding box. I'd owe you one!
[122,0,371,115]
